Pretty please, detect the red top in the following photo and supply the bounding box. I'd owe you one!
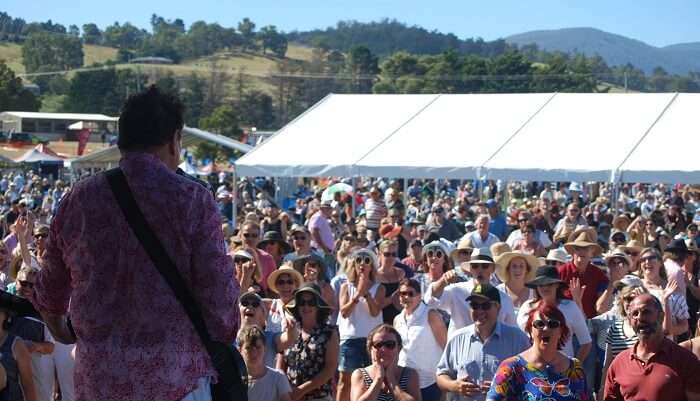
[34,152,239,401]
[558,261,609,318]
[604,338,700,401]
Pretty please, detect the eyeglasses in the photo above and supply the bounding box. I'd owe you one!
[371,340,397,350]
[469,301,493,311]
[354,256,372,265]
[243,233,259,239]
[426,250,444,259]
[34,233,47,239]
[383,252,397,258]
[399,291,416,297]
[18,280,34,289]
[297,298,317,307]
[293,235,307,241]
[240,300,261,308]
[276,279,295,286]
[532,319,561,330]
[640,255,658,263]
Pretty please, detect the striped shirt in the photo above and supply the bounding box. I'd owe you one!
[605,319,638,361]
[365,198,387,229]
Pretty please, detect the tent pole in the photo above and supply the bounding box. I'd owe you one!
[351,177,357,220]
[232,169,237,228]
[403,178,408,207]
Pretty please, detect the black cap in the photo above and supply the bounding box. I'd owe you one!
[466,283,500,303]
[665,238,689,255]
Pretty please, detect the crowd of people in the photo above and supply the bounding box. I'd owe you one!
[3,86,700,401]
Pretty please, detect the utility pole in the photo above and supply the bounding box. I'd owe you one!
[624,71,628,93]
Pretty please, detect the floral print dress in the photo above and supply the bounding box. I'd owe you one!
[285,324,336,400]
[486,355,590,401]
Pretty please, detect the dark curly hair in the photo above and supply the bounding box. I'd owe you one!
[117,85,184,151]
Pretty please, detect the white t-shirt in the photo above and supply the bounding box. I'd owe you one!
[248,367,292,401]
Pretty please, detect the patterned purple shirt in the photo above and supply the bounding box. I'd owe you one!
[34,152,239,401]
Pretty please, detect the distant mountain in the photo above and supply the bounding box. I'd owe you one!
[506,27,700,75]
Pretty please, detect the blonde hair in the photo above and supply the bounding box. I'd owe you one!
[347,251,377,285]
[230,246,262,283]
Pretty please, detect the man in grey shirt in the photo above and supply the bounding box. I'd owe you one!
[436,284,529,401]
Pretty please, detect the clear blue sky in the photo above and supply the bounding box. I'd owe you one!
[3,0,698,47]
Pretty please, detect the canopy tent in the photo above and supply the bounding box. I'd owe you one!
[69,126,253,169]
[235,92,700,184]
[15,145,64,163]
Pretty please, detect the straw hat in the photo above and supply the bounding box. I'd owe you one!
[495,252,540,283]
[490,242,512,259]
[612,214,632,230]
[451,237,474,258]
[267,263,303,295]
[545,248,569,264]
[565,226,603,256]
[622,240,643,255]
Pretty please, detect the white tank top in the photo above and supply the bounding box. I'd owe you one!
[338,282,383,340]
[394,303,443,388]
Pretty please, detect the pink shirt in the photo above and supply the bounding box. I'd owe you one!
[34,152,239,401]
[664,259,686,295]
[309,211,334,252]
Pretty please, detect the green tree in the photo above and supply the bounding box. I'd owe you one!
[485,50,532,93]
[196,104,243,161]
[237,18,257,51]
[82,23,102,45]
[0,61,40,111]
[345,45,379,93]
[103,22,147,49]
[259,25,287,57]
[21,32,84,73]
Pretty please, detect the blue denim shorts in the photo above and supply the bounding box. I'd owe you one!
[338,338,370,372]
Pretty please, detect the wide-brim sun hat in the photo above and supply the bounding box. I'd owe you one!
[490,242,512,259]
[495,252,540,283]
[526,265,567,288]
[267,263,304,295]
[285,282,331,315]
[467,247,495,265]
[545,248,569,264]
[257,231,293,254]
[292,253,326,273]
[604,248,633,268]
[564,227,603,256]
[622,240,643,254]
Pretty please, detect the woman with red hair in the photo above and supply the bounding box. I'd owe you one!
[486,302,590,401]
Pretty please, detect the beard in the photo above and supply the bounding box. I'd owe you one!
[635,321,659,337]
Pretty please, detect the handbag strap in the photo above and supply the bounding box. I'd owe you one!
[105,168,214,348]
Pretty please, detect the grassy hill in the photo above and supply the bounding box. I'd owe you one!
[0,41,314,96]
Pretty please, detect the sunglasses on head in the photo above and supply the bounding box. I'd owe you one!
[240,300,261,308]
[354,256,372,265]
[18,280,34,289]
[276,279,295,286]
[532,319,561,330]
[469,301,493,311]
[426,249,444,259]
[371,340,397,350]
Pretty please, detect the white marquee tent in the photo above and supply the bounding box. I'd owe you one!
[235,92,700,184]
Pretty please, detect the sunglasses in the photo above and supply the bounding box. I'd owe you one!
[343,237,356,242]
[640,255,658,263]
[18,280,34,289]
[243,233,259,239]
[276,279,295,286]
[518,219,528,223]
[297,298,317,307]
[34,233,47,239]
[383,252,397,258]
[610,258,627,265]
[568,209,580,213]
[371,340,397,350]
[399,291,416,297]
[233,257,250,264]
[622,296,636,303]
[293,235,307,241]
[240,300,261,308]
[355,256,372,265]
[426,250,444,259]
[469,301,493,311]
[469,263,492,270]
[532,319,561,330]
